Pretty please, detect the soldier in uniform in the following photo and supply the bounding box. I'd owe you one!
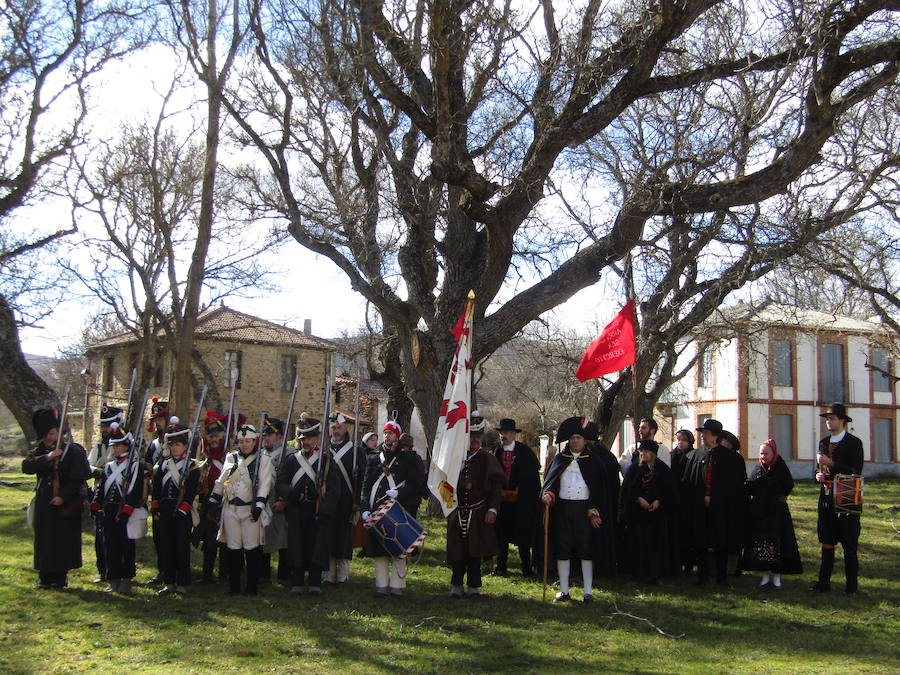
[151,422,201,596]
[196,411,228,584]
[324,413,366,585]
[447,419,504,598]
[90,424,145,595]
[262,416,291,583]
[209,423,273,596]
[811,403,864,596]
[360,421,426,597]
[491,418,541,577]
[275,416,339,595]
[87,404,123,583]
[145,397,171,585]
[23,408,92,589]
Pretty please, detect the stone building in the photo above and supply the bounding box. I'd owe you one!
[82,305,338,447]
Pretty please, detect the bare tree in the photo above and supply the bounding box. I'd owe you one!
[0,0,146,436]
[64,78,275,416]
[210,0,898,448]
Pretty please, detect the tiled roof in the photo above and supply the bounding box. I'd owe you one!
[89,306,336,351]
[717,302,887,334]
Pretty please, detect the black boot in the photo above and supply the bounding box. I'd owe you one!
[244,547,260,596]
[520,547,533,576]
[811,547,834,592]
[228,548,244,596]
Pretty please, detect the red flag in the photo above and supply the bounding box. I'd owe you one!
[575,299,636,381]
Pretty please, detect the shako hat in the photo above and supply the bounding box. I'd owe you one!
[263,416,285,435]
[149,397,170,419]
[296,414,321,439]
[108,422,133,446]
[165,418,191,444]
[204,410,227,435]
[99,404,123,426]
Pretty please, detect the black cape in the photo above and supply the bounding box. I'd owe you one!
[541,445,617,575]
[492,440,541,547]
[619,459,675,579]
[683,444,747,554]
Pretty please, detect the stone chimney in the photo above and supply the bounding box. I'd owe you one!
[303,319,312,335]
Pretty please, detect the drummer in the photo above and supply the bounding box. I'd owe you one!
[360,422,426,598]
[446,417,504,598]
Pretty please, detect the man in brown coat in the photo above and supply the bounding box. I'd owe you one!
[447,417,504,598]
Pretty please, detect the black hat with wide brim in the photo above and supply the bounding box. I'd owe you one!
[820,403,852,423]
[494,418,521,432]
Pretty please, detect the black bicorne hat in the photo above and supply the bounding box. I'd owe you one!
[555,416,599,444]
[820,403,852,423]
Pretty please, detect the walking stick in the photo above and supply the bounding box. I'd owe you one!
[542,502,550,602]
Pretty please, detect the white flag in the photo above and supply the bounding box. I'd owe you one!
[428,292,475,517]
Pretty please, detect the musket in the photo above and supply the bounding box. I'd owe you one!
[352,368,362,506]
[316,364,334,508]
[222,366,239,455]
[117,389,151,520]
[50,389,72,504]
[123,367,137,425]
[251,411,267,498]
[180,385,208,488]
[278,373,300,469]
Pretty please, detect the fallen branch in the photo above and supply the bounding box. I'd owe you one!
[602,600,686,639]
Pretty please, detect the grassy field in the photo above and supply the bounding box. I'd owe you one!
[0,474,897,674]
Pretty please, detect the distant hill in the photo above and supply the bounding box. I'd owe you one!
[0,354,64,455]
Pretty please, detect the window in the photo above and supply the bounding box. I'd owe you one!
[773,339,793,387]
[774,414,794,460]
[280,355,297,393]
[698,346,713,388]
[872,348,892,393]
[874,418,894,462]
[103,356,115,392]
[822,343,845,402]
[224,350,242,389]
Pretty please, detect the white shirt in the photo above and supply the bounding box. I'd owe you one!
[559,456,590,500]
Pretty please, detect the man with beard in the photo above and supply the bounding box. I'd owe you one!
[683,419,747,587]
[491,418,540,577]
[324,413,366,586]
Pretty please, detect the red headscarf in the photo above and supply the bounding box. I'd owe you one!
[759,438,778,468]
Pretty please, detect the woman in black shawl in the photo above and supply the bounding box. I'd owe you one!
[670,430,695,574]
[742,439,802,587]
[619,440,674,584]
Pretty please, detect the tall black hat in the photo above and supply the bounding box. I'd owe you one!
[32,408,59,440]
[555,416,599,444]
[165,420,191,444]
[297,414,321,439]
[820,403,852,423]
[149,397,170,420]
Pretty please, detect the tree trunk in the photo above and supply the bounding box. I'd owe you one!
[0,293,59,440]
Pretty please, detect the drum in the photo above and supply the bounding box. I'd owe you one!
[833,474,864,514]
[364,498,427,559]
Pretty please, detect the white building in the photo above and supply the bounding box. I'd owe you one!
[661,303,898,478]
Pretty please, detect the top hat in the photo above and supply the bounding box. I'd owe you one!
[696,418,723,435]
[820,403,852,423]
[495,418,521,432]
[720,430,741,453]
[555,416,599,444]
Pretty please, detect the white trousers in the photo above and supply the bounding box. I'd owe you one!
[219,505,264,550]
[374,556,406,590]
[325,558,351,583]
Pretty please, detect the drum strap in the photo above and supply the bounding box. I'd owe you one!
[371,452,404,508]
[291,451,318,488]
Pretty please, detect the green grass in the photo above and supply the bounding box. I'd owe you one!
[1,475,898,674]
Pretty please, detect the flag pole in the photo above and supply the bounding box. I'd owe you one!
[626,250,639,450]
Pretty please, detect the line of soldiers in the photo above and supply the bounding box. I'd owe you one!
[23,401,864,600]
